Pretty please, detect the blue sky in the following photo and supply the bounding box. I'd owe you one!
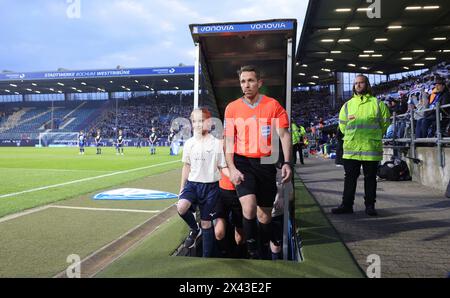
[0,0,308,72]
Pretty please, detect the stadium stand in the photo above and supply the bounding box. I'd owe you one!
[303,62,450,139]
[0,93,195,143]
[0,101,105,137]
[287,62,450,163]
[88,93,193,139]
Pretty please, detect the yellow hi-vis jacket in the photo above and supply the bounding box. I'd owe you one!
[291,123,301,145]
[299,125,307,145]
[292,123,307,144]
[339,93,391,161]
[299,125,306,137]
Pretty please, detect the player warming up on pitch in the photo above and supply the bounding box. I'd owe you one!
[78,130,85,155]
[116,129,124,155]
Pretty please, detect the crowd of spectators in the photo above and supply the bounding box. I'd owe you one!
[88,93,193,140]
[303,63,450,144]
[378,63,450,139]
[0,110,7,123]
[299,62,450,157]
[0,106,15,125]
[291,88,340,128]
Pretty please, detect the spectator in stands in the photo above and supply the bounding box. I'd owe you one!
[410,90,426,138]
[332,74,390,216]
[177,108,227,257]
[224,65,292,259]
[329,132,337,153]
[414,90,430,138]
[318,131,329,154]
[395,95,409,138]
[398,95,409,115]
[385,123,395,139]
[387,98,400,114]
[417,78,450,138]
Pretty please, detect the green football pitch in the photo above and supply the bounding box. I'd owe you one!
[0,147,363,278]
[0,146,182,218]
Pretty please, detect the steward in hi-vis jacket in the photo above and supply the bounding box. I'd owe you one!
[332,74,390,217]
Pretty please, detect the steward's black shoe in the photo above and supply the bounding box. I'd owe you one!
[365,205,378,216]
[331,204,354,214]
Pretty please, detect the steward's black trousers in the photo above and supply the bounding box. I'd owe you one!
[342,159,379,207]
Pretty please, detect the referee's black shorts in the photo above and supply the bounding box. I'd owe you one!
[233,154,277,208]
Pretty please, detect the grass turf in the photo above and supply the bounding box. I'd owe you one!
[292,175,364,277]
[0,147,182,218]
[96,174,364,278]
[0,167,181,277]
[0,207,153,277]
[0,146,363,277]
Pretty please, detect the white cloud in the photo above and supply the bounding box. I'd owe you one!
[0,0,309,71]
[234,0,307,21]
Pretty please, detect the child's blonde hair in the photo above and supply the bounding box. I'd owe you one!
[190,107,211,120]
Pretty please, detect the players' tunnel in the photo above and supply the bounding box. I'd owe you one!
[172,19,302,261]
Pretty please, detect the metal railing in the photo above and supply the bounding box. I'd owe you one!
[383,102,450,167]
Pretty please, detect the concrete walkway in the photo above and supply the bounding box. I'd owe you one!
[296,156,450,278]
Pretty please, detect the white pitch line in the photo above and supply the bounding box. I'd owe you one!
[50,205,162,214]
[0,167,114,173]
[0,159,181,199]
[0,205,52,224]
[0,204,164,224]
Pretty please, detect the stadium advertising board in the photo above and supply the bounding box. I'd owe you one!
[0,66,195,81]
[192,20,294,35]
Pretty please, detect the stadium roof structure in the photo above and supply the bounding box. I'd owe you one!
[295,0,450,86]
[189,19,297,117]
[0,66,195,96]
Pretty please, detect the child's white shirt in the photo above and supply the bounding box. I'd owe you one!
[182,134,227,183]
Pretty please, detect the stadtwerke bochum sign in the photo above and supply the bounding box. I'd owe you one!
[0,66,195,81]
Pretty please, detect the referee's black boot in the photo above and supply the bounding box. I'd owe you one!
[248,250,260,259]
[331,204,353,214]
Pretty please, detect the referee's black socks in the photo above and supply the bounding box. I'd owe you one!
[258,221,272,260]
[243,217,258,258]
